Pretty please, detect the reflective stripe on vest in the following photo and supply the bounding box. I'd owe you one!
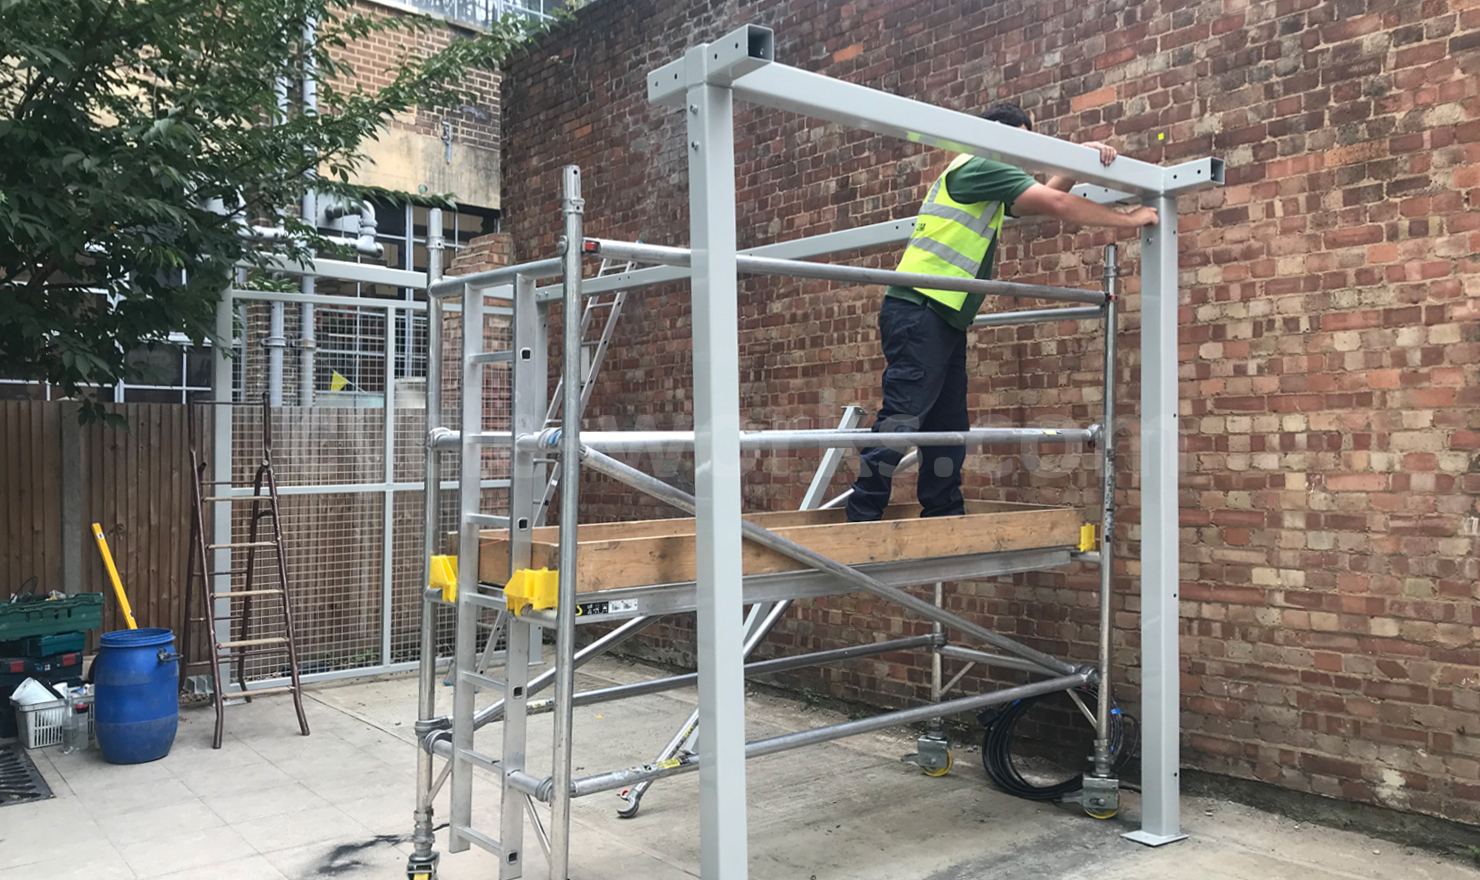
[896,153,1006,312]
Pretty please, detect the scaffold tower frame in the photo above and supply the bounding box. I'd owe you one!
[406,22,1223,880]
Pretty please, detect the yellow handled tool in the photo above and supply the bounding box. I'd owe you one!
[91,523,137,630]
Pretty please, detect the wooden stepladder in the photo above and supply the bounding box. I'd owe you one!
[183,393,310,749]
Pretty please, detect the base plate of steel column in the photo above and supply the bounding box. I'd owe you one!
[1122,829,1189,847]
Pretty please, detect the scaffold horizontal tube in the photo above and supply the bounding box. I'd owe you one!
[577,446,1078,677]
[559,671,1091,800]
[935,644,1061,675]
[584,238,1106,305]
[521,634,941,717]
[427,256,563,299]
[518,426,1095,454]
[974,305,1104,328]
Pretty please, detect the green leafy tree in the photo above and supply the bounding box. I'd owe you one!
[0,0,535,420]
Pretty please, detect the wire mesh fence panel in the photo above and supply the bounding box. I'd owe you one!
[213,287,518,684]
[228,490,385,681]
[233,406,387,488]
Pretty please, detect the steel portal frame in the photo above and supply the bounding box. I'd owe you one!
[414,22,1218,880]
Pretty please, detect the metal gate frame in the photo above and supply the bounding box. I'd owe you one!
[208,233,522,690]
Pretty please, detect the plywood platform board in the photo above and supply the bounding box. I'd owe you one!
[477,502,1083,593]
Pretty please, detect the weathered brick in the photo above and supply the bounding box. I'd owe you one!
[492,0,1480,829]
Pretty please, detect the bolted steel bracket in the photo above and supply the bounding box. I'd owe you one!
[901,732,951,773]
[1076,774,1121,817]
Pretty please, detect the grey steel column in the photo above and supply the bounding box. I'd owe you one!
[1093,243,1117,779]
[547,166,585,880]
[687,67,749,880]
[1125,198,1187,846]
[408,208,445,878]
[502,270,546,879]
[449,278,482,854]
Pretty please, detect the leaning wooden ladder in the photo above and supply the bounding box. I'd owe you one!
[183,393,311,749]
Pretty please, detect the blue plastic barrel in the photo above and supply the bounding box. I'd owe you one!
[93,628,180,764]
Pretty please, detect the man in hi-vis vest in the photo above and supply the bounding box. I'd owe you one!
[846,102,1160,523]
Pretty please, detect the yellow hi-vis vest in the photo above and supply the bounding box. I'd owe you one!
[895,153,1006,312]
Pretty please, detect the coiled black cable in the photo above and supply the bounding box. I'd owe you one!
[977,684,1138,801]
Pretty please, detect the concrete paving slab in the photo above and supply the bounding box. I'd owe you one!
[155,853,288,880]
[114,824,258,875]
[2,656,1475,879]
[200,781,334,825]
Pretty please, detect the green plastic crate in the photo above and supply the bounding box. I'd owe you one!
[0,632,86,658]
[0,594,104,642]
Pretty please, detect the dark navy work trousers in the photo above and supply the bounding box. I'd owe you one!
[846,296,968,522]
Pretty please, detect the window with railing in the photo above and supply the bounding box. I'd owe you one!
[400,0,573,28]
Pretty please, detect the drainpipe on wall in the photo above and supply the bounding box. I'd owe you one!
[299,19,318,408]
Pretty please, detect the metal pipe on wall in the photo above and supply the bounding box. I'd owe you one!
[298,19,318,408]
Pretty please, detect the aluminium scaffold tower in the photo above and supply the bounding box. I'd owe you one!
[406,22,1222,880]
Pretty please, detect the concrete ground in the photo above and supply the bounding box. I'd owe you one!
[2,655,1475,880]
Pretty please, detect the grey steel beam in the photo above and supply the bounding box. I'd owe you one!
[725,65,1172,195]
[1124,196,1187,847]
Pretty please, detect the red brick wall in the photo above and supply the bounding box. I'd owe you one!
[492,0,1480,824]
[325,1,501,179]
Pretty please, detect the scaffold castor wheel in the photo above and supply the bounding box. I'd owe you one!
[921,749,953,777]
[1084,795,1120,820]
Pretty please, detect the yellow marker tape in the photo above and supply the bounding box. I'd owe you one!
[506,568,559,617]
[656,757,682,771]
[430,555,458,603]
[1079,523,1098,553]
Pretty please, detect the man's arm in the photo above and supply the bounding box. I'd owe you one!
[1013,183,1159,228]
[1044,142,1119,192]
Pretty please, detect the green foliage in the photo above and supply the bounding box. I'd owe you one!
[0,0,541,420]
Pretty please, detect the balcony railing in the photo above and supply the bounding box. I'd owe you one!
[402,0,571,28]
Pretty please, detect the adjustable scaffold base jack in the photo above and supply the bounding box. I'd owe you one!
[406,849,439,880]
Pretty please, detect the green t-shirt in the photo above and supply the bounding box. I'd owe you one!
[887,157,1038,331]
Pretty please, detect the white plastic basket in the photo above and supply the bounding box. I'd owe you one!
[14,694,93,750]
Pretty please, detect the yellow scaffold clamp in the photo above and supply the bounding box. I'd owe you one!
[1078,523,1098,553]
[429,555,459,603]
[506,568,559,617]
